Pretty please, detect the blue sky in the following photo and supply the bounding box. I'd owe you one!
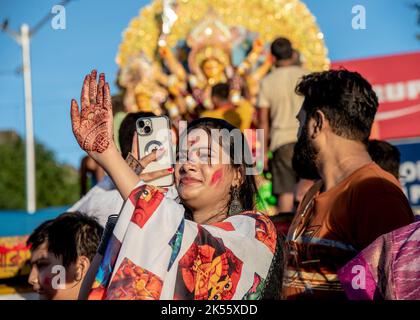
[0,0,419,168]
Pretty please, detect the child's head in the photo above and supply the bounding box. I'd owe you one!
[27,212,103,300]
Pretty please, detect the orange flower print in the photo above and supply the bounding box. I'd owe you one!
[106,257,163,300]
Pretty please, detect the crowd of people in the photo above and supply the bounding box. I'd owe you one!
[25,37,419,300]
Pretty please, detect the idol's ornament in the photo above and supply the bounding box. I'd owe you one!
[116,0,330,123]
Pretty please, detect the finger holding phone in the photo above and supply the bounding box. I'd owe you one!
[128,130,174,184]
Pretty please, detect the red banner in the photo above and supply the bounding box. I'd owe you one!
[331,51,420,140]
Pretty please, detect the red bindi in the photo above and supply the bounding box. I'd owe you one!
[189,136,200,147]
[210,169,223,186]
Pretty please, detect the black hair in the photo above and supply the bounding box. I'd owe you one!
[27,212,103,267]
[270,37,293,61]
[118,111,155,159]
[26,219,54,252]
[368,139,401,179]
[178,117,259,217]
[295,69,379,144]
[211,83,230,101]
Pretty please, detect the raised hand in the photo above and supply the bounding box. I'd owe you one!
[71,70,114,156]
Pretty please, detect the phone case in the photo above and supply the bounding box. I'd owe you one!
[136,115,175,187]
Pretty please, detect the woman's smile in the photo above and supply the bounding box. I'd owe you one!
[179,175,203,185]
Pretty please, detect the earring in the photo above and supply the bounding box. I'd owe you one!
[228,187,242,216]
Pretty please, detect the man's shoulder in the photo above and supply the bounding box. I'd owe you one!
[348,163,401,193]
[345,164,413,219]
[263,66,307,83]
[286,65,309,75]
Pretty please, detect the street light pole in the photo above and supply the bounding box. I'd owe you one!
[20,23,36,214]
[2,0,72,214]
[0,22,37,213]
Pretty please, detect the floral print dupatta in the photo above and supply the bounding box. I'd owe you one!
[88,182,280,300]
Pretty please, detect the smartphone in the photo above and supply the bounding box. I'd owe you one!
[136,115,175,187]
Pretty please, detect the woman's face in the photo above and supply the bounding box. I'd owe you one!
[175,129,241,214]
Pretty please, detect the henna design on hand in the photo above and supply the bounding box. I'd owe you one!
[71,70,114,154]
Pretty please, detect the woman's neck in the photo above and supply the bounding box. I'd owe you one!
[191,204,229,225]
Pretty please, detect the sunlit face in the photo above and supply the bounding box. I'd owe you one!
[202,58,225,79]
[175,129,239,216]
[28,242,80,300]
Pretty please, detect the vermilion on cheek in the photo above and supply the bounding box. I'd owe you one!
[42,274,52,288]
[210,169,223,186]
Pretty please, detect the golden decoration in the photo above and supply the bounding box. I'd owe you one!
[116,0,330,72]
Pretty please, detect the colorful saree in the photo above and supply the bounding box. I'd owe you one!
[88,182,280,300]
[338,221,420,300]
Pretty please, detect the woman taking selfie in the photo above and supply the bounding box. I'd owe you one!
[71,70,282,300]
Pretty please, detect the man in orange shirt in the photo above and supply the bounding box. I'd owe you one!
[283,70,414,300]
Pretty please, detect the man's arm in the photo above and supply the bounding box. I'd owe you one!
[256,80,271,171]
[258,108,270,171]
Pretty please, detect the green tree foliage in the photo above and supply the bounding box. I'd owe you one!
[0,135,80,210]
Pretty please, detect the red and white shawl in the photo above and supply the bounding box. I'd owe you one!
[88,182,278,300]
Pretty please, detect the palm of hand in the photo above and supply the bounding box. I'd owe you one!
[77,100,111,153]
[71,70,113,154]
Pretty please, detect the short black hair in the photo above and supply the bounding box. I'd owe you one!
[27,212,103,267]
[118,112,155,159]
[368,140,401,179]
[211,83,230,101]
[296,69,379,143]
[271,37,293,61]
[26,219,54,252]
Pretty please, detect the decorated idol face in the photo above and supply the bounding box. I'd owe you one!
[201,58,225,80]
